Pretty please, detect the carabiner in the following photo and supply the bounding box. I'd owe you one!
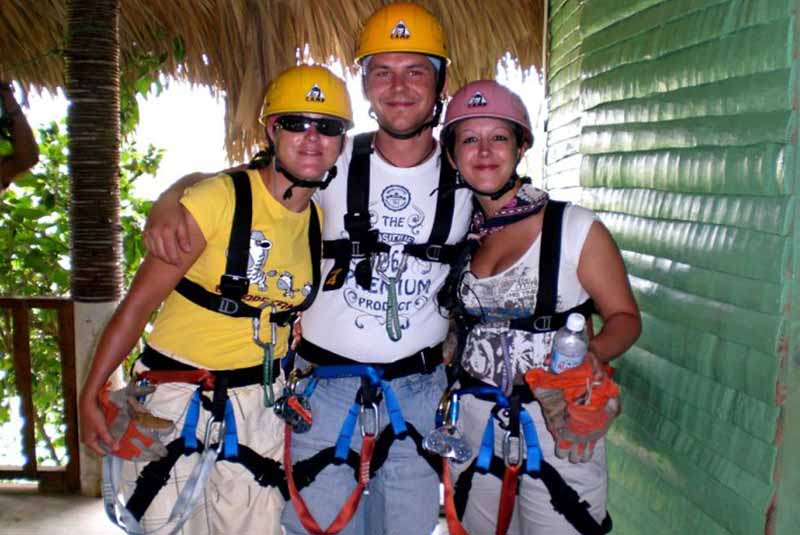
[502,431,523,468]
[203,416,227,455]
[359,402,380,437]
[287,366,315,394]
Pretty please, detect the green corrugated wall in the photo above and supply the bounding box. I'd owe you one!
[544,0,799,533]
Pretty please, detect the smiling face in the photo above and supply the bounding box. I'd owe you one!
[450,117,524,194]
[363,52,439,136]
[268,113,344,180]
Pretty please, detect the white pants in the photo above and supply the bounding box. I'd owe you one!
[450,394,608,535]
[117,364,286,535]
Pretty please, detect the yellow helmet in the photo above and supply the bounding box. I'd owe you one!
[260,65,353,128]
[355,2,448,63]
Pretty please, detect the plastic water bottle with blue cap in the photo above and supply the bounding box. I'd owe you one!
[550,313,588,374]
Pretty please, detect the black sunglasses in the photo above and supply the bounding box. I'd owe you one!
[275,115,346,137]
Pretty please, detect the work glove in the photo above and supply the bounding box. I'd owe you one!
[525,360,620,463]
[98,381,174,462]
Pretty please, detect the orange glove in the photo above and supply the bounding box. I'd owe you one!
[98,382,174,461]
[525,360,620,463]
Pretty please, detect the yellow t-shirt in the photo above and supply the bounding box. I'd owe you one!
[147,169,319,369]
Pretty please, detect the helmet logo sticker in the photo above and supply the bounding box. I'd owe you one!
[467,91,488,107]
[390,20,411,39]
[306,84,325,102]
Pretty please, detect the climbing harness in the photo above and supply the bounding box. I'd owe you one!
[102,348,268,535]
[431,200,613,535]
[425,381,542,535]
[283,363,408,535]
[173,170,322,407]
[321,132,460,341]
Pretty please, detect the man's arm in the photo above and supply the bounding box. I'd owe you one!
[0,81,39,191]
[143,172,215,264]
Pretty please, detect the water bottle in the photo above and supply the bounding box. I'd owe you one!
[550,313,588,374]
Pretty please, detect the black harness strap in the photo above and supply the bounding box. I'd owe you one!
[286,422,442,500]
[453,456,612,535]
[322,132,460,291]
[220,171,253,299]
[456,200,594,335]
[126,438,290,520]
[175,170,322,326]
[126,438,196,521]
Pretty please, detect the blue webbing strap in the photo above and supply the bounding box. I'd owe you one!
[312,364,408,461]
[180,389,202,449]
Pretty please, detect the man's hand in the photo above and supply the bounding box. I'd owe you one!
[143,193,192,265]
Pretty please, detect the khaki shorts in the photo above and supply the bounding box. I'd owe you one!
[116,363,286,535]
[450,394,608,535]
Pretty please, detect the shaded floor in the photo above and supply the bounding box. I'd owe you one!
[0,484,450,534]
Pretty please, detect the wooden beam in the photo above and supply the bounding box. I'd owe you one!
[12,305,36,478]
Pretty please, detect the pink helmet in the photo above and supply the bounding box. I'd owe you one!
[442,80,533,147]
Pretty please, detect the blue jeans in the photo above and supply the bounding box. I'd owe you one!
[281,357,446,535]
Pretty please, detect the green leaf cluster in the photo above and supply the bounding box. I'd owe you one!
[0,52,167,466]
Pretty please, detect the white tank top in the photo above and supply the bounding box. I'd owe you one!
[458,204,596,388]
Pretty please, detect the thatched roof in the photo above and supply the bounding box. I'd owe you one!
[1,0,544,161]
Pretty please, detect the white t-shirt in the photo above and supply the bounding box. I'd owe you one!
[459,204,596,388]
[301,137,473,362]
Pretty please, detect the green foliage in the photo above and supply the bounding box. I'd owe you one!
[0,59,164,466]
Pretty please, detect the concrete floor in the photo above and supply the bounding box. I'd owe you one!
[0,484,450,534]
[0,485,111,535]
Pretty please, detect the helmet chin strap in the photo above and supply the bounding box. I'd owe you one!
[274,158,338,200]
[250,138,339,200]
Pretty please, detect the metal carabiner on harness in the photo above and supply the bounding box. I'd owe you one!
[374,244,410,342]
[252,306,279,407]
[423,389,472,463]
[359,401,380,437]
[274,366,317,433]
[502,431,524,468]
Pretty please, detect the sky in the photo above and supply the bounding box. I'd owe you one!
[19,59,543,200]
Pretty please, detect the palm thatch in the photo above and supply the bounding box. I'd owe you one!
[1,0,544,161]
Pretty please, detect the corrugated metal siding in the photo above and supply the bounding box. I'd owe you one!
[544,0,798,533]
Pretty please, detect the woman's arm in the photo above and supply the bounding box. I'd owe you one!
[577,221,642,365]
[79,206,206,455]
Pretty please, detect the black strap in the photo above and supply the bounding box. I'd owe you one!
[126,439,289,521]
[297,337,442,380]
[323,132,459,291]
[220,171,253,300]
[139,345,278,388]
[271,201,322,326]
[175,172,322,327]
[454,456,612,535]
[457,200,595,335]
[288,422,441,498]
[532,200,565,318]
[175,278,262,318]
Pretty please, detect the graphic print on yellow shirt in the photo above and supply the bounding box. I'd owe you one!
[147,169,319,369]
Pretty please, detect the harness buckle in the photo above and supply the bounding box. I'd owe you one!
[533,315,552,332]
[359,402,380,437]
[425,244,442,262]
[503,431,523,468]
[218,297,240,315]
[219,274,249,300]
[351,240,364,258]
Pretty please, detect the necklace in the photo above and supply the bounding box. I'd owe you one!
[374,138,436,168]
[471,179,549,239]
